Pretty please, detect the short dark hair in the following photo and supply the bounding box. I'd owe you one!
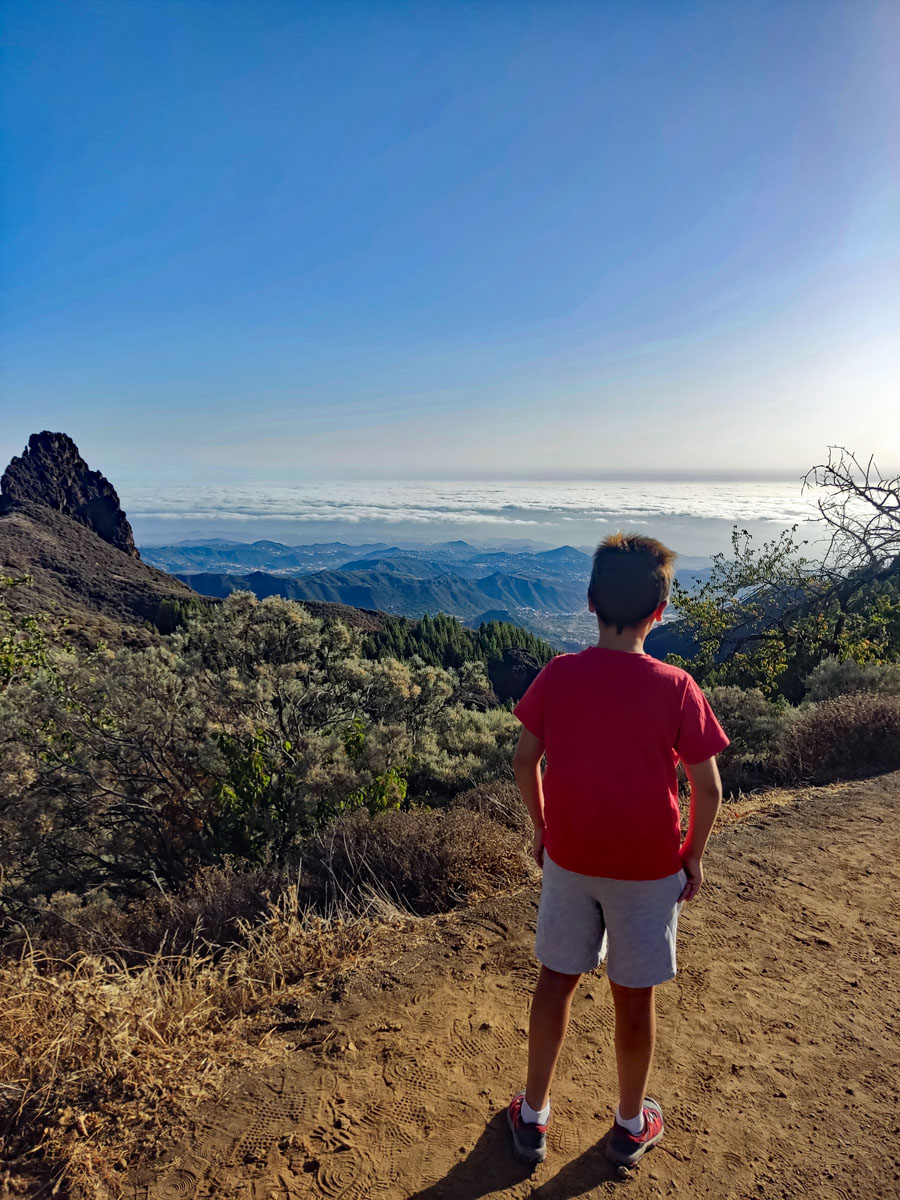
[588,532,677,632]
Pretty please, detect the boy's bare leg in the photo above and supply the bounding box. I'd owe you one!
[525,965,581,1112]
[609,981,656,1119]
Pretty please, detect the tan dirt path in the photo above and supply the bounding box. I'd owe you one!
[143,775,900,1200]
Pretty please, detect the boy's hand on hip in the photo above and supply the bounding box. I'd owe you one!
[679,852,703,901]
[532,827,545,868]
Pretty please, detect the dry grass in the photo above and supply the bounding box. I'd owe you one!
[451,780,532,833]
[0,802,527,1197]
[0,886,388,1199]
[300,807,532,916]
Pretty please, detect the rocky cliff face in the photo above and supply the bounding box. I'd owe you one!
[0,431,139,557]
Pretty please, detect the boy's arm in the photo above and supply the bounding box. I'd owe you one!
[512,726,547,867]
[679,755,723,901]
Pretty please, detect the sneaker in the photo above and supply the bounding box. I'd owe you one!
[605,1098,665,1167]
[506,1092,548,1163]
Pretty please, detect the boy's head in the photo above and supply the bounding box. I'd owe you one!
[588,532,677,633]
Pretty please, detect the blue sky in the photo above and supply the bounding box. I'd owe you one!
[1,0,898,483]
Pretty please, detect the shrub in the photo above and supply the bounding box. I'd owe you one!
[703,685,797,794]
[0,594,520,923]
[0,800,527,1195]
[804,657,900,702]
[784,693,900,782]
[22,864,289,959]
[408,704,519,799]
[451,780,531,833]
[300,807,532,916]
[9,801,532,961]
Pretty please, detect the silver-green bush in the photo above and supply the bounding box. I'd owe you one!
[703,685,797,794]
[804,657,900,702]
[0,593,516,921]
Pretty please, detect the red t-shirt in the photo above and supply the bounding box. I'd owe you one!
[514,648,729,880]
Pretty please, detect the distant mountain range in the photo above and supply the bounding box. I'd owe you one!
[141,538,600,579]
[142,538,711,648]
[174,562,586,619]
[0,430,709,661]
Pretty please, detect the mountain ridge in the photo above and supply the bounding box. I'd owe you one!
[177,563,585,620]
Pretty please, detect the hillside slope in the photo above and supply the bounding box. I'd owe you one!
[179,565,493,616]
[0,500,196,639]
[0,431,199,641]
[179,565,582,619]
[146,774,900,1199]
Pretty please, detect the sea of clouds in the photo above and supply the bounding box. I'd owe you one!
[125,479,821,527]
[124,479,827,557]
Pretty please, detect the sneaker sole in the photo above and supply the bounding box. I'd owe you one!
[605,1126,664,1167]
[506,1106,547,1163]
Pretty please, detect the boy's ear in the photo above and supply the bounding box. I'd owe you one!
[587,589,596,614]
[654,601,667,623]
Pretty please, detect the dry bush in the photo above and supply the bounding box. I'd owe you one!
[131,866,288,959]
[302,806,532,916]
[450,780,531,832]
[0,888,379,1199]
[112,863,284,956]
[11,864,290,961]
[17,803,528,961]
[784,693,900,783]
[0,948,249,1196]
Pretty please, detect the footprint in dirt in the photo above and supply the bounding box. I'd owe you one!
[403,1111,533,1200]
[402,1110,621,1200]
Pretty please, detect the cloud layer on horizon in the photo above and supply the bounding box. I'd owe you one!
[122,479,823,528]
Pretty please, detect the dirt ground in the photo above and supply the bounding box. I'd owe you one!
[141,775,900,1200]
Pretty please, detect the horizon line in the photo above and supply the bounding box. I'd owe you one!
[119,469,821,485]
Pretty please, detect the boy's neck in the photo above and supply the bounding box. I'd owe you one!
[595,621,651,654]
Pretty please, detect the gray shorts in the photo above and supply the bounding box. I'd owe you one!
[535,853,687,988]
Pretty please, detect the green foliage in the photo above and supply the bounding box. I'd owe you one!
[0,592,517,919]
[364,610,554,673]
[669,527,900,700]
[803,657,900,702]
[0,575,59,690]
[214,729,300,860]
[142,594,211,635]
[702,686,796,793]
[345,765,408,818]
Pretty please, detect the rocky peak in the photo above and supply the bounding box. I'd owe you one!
[1,431,139,557]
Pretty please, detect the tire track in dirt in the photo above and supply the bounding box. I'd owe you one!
[144,775,900,1200]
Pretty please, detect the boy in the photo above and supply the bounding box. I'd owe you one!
[507,532,728,1169]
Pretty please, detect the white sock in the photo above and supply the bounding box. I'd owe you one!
[522,1096,551,1125]
[616,1104,645,1135]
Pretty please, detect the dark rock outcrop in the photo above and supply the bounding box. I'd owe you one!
[1,431,138,557]
[0,432,200,643]
[488,647,541,703]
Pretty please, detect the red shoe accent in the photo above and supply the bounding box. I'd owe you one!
[618,1104,662,1144]
[606,1098,665,1166]
[507,1092,549,1162]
